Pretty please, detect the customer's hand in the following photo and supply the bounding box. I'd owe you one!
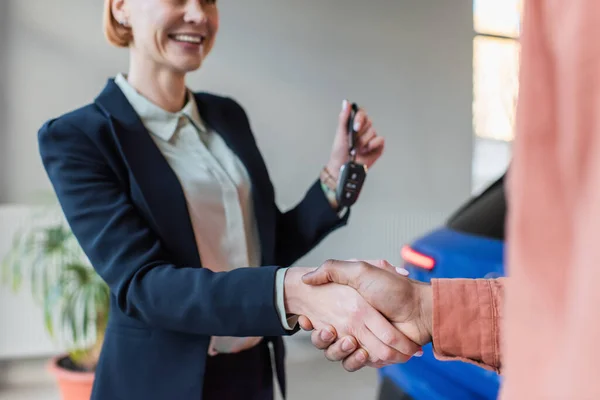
[300,260,433,372]
[284,267,421,367]
[297,260,420,370]
[326,100,384,180]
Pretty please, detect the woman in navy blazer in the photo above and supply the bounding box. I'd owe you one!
[35,1,416,399]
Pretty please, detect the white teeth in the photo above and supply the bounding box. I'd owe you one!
[172,34,202,44]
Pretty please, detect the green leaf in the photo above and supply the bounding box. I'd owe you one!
[42,254,51,306]
[45,226,69,254]
[61,288,78,344]
[44,295,55,338]
[0,248,11,285]
[11,258,22,292]
[65,263,92,285]
[1,248,14,287]
[30,253,39,301]
[82,286,91,338]
[44,285,65,339]
[30,251,47,304]
[94,280,110,315]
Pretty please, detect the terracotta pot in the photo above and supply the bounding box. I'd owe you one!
[47,356,95,400]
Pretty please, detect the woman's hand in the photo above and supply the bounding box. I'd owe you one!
[284,267,421,367]
[326,100,385,180]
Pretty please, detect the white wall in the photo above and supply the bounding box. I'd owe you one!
[0,0,473,358]
[0,0,8,198]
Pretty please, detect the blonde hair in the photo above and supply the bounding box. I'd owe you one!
[103,0,132,47]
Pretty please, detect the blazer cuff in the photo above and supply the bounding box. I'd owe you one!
[275,268,299,330]
[309,179,350,225]
[319,180,348,218]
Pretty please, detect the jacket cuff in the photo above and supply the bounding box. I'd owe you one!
[308,179,350,226]
[431,278,503,372]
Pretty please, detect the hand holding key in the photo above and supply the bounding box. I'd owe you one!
[325,100,385,206]
[336,103,367,207]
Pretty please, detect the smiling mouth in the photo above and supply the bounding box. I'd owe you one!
[169,33,205,45]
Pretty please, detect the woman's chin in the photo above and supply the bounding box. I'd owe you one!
[167,58,204,75]
[163,44,209,74]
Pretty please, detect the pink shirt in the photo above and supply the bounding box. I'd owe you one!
[431,0,600,398]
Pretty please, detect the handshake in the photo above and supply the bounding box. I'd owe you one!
[283,259,434,372]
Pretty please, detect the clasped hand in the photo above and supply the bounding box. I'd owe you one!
[284,260,433,372]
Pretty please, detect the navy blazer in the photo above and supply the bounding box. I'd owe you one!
[38,79,349,400]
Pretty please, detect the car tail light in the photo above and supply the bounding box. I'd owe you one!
[401,245,435,270]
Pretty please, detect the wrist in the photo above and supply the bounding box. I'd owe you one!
[283,267,314,316]
[321,164,339,190]
[325,161,342,182]
[320,165,341,210]
[416,282,434,343]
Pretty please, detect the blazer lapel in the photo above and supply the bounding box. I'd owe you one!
[94,79,201,267]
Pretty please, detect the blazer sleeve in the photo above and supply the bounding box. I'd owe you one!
[274,180,348,267]
[38,116,288,338]
[227,98,350,267]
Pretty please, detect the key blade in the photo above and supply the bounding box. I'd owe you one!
[347,103,359,154]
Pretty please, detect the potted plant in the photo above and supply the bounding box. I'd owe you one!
[1,206,109,400]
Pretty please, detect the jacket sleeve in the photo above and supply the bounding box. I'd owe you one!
[226,98,350,268]
[431,278,505,373]
[38,116,288,338]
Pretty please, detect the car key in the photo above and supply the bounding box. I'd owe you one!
[336,102,367,207]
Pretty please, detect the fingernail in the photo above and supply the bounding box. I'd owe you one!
[320,330,334,341]
[414,350,423,357]
[356,350,367,362]
[342,99,348,110]
[342,338,355,352]
[353,120,361,131]
[395,267,409,276]
[301,271,315,282]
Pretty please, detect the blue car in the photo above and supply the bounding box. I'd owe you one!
[378,174,506,400]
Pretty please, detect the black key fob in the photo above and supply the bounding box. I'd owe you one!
[336,161,367,207]
[336,103,367,208]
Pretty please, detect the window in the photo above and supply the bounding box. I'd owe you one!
[473,0,523,142]
[471,0,522,194]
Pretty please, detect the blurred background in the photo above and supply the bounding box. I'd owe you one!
[0,0,518,398]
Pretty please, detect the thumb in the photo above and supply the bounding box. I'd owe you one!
[301,259,362,287]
